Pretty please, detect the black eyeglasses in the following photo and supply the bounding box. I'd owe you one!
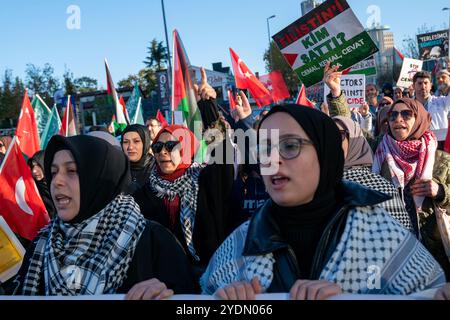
[339,129,349,141]
[258,137,314,161]
[151,141,180,154]
[388,110,414,122]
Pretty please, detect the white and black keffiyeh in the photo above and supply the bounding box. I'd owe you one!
[21,194,146,295]
[149,163,205,261]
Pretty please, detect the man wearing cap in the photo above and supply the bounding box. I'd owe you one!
[436,69,450,97]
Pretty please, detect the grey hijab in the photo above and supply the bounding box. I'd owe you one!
[333,116,373,170]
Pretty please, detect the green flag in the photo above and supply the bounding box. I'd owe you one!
[31,94,52,141]
[132,97,145,125]
[40,105,62,149]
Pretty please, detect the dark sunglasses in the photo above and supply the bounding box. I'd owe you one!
[379,102,391,108]
[388,110,414,122]
[258,137,314,161]
[151,141,180,154]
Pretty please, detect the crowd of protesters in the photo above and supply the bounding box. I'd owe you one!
[0,64,450,301]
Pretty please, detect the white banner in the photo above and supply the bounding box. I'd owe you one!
[324,74,366,108]
[397,58,423,88]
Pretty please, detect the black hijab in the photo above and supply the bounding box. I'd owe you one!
[28,150,56,219]
[27,150,45,171]
[121,124,152,167]
[44,135,131,224]
[258,104,345,278]
[259,104,344,208]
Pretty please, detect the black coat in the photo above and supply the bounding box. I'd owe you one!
[5,220,197,295]
[133,160,235,276]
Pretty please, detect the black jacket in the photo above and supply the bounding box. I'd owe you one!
[242,181,391,292]
[4,220,197,295]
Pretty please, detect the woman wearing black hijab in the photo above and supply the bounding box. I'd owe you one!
[201,105,445,300]
[27,151,56,219]
[121,124,154,193]
[8,135,195,298]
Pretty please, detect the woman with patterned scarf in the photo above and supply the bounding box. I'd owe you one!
[373,98,450,279]
[200,104,445,300]
[6,135,196,299]
[133,123,236,279]
[333,116,413,233]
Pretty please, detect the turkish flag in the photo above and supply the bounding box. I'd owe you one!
[15,90,40,158]
[296,84,315,108]
[227,90,236,111]
[0,138,50,240]
[259,71,291,103]
[229,48,272,108]
[156,109,169,128]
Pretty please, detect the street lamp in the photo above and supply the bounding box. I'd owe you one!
[161,0,172,88]
[267,15,276,69]
[443,7,450,28]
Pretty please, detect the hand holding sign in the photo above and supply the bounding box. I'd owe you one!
[323,62,342,98]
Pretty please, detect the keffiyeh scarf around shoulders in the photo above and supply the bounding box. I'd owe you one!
[148,162,205,261]
[21,194,146,295]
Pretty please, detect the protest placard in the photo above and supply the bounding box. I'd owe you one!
[397,58,423,88]
[346,56,377,76]
[324,74,366,108]
[0,216,25,282]
[417,30,449,61]
[272,0,378,87]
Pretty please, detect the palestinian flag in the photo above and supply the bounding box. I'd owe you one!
[105,59,128,134]
[172,29,203,138]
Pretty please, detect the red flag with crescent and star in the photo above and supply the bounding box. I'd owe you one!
[0,138,50,240]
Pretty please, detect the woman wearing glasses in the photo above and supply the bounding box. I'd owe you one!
[200,104,445,300]
[373,98,450,279]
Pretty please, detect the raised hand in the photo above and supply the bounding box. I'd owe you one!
[323,61,342,98]
[194,67,217,102]
[234,91,252,120]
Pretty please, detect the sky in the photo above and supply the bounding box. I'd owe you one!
[1,0,450,89]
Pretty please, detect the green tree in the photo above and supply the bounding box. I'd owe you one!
[25,63,60,105]
[143,39,168,71]
[118,68,156,97]
[263,42,301,95]
[74,76,98,93]
[63,68,77,95]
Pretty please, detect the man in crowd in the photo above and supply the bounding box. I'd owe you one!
[414,71,450,149]
[146,117,162,144]
[436,69,450,97]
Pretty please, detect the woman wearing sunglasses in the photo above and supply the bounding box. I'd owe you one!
[133,123,236,281]
[333,116,413,232]
[373,98,450,279]
[201,104,445,300]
